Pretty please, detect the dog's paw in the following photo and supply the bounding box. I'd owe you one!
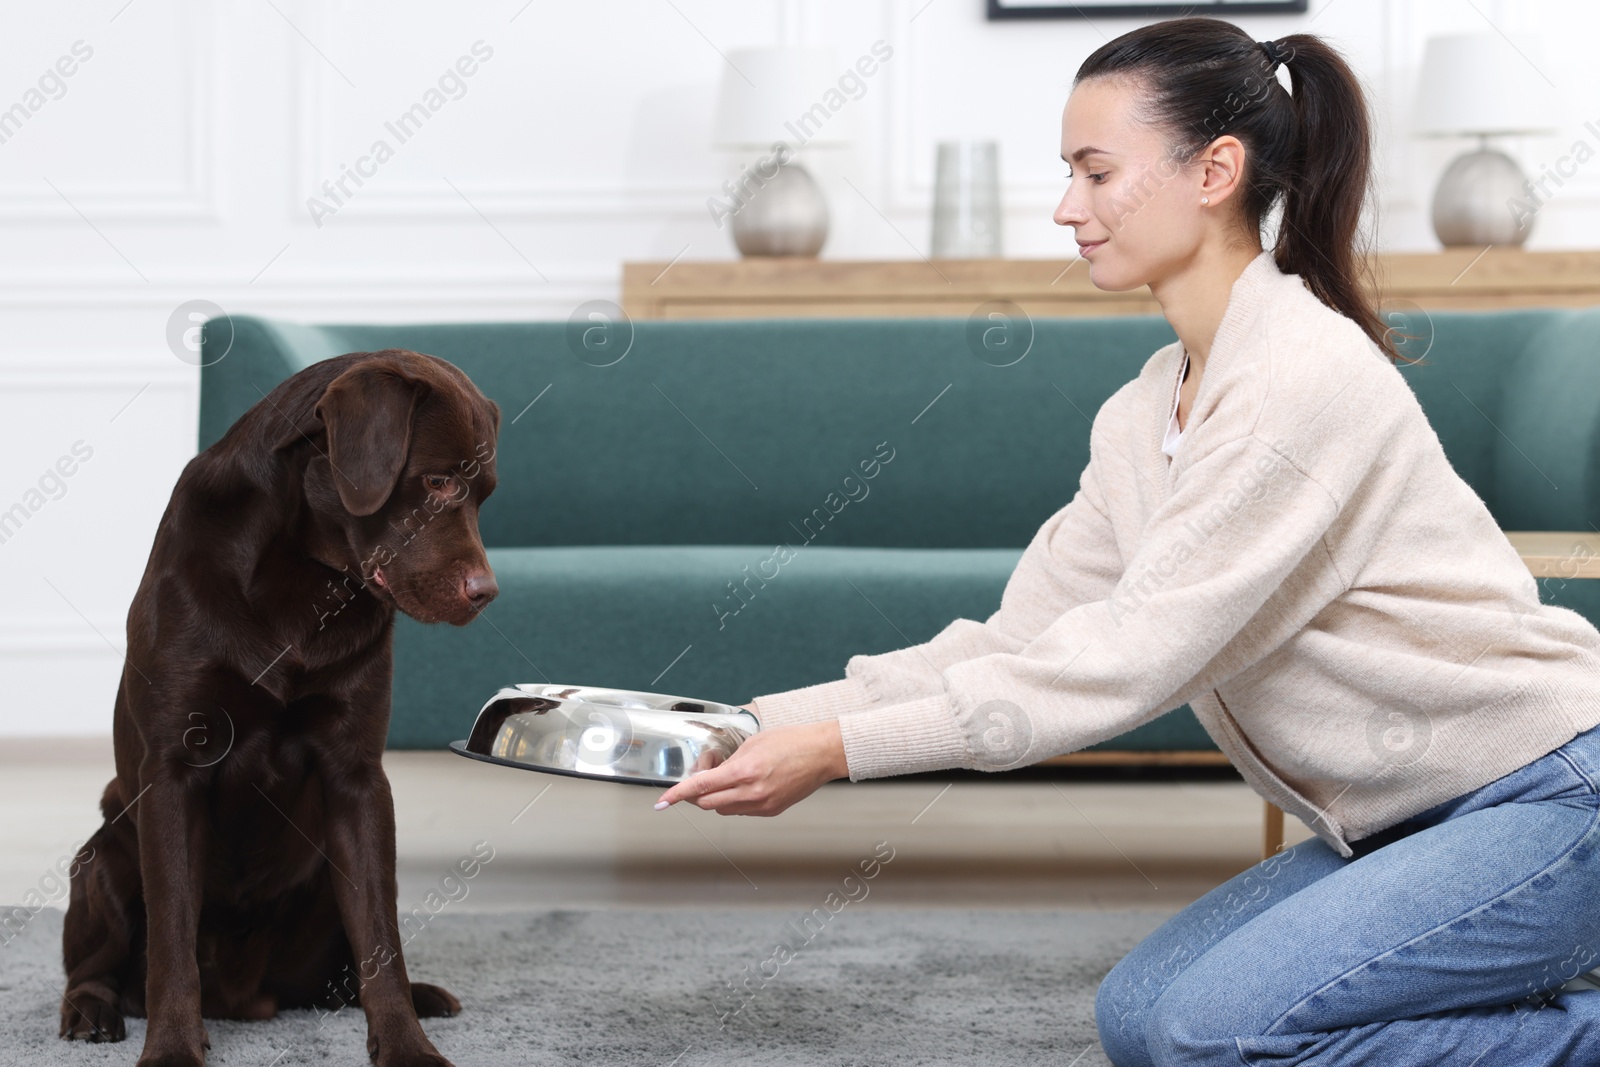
[59,989,126,1042]
[410,982,461,1018]
[134,1052,207,1067]
[366,1032,455,1067]
[131,1022,209,1066]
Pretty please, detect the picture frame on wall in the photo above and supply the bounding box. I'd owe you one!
[987,0,1308,17]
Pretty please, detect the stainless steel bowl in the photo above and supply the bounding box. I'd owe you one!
[449,684,761,786]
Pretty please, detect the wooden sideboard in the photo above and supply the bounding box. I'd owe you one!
[622,248,1600,320]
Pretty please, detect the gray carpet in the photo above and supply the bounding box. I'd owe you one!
[3,905,1173,1066]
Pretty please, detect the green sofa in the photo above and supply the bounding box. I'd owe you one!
[200,308,1600,750]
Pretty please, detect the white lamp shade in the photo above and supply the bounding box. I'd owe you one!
[711,46,856,149]
[1414,32,1560,137]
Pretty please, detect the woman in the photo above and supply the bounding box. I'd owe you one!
[658,17,1600,1065]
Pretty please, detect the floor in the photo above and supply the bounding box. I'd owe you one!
[1,736,1316,915]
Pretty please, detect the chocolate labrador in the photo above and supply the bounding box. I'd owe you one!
[59,348,500,1067]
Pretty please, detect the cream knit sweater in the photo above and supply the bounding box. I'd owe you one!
[750,249,1600,858]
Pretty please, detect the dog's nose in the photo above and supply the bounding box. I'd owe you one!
[464,570,498,609]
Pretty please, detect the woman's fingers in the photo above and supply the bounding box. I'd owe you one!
[660,778,762,814]
[691,787,754,813]
[654,759,747,809]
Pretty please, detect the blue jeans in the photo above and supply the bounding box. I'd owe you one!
[1096,720,1600,1066]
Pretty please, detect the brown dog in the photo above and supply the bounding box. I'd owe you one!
[59,348,501,1067]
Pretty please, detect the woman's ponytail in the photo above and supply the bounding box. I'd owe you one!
[1075,18,1415,365]
[1268,34,1397,363]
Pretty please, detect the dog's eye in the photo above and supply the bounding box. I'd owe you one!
[425,475,451,492]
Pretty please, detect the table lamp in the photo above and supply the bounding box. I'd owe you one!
[711,46,854,257]
[1413,32,1560,247]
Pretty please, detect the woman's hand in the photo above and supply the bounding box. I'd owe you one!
[652,715,848,816]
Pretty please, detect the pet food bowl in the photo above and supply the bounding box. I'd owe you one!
[449,684,761,786]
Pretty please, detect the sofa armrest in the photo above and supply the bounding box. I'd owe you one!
[199,315,347,451]
[1495,308,1600,533]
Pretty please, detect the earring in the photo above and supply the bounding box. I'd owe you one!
[1201,197,1209,204]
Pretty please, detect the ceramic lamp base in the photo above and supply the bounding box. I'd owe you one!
[1431,146,1534,248]
[731,161,829,257]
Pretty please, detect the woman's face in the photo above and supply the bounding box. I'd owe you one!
[1054,76,1207,291]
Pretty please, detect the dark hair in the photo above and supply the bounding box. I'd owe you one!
[1074,17,1418,366]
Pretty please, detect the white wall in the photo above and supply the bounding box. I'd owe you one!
[2,0,1596,735]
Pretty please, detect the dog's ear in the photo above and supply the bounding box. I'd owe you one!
[314,361,425,517]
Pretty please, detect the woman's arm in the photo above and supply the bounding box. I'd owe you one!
[833,426,1359,781]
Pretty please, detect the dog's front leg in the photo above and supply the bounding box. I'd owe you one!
[135,764,209,1067]
[323,760,451,1067]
